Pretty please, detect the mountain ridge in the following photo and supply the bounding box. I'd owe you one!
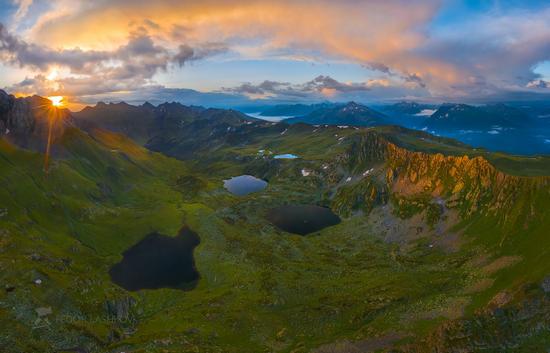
[425,102,534,130]
[284,101,389,126]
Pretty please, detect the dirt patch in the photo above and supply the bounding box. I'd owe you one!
[481,256,522,276]
[312,333,405,353]
[463,278,495,294]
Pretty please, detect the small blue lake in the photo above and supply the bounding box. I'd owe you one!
[274,154,299,159]
[224,175,268,196]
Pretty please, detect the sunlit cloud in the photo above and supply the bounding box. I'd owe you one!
[12,0,33,27]
[2,0,550,105]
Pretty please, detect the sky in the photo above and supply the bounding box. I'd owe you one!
[1,0,550,110]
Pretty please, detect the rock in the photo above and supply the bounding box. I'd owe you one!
[0,90,14,115]
[489,291,511,308]
[34,279,42,285]
[35,307,52,317]
[104,296,136,322]
[29,253,42,261]
[184,327,200,335]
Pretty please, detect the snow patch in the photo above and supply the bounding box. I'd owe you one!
[363,168,374,176]
[415,109,436,117]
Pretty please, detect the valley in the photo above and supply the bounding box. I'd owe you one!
[2,92,550,352]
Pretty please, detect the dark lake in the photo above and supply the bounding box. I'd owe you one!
[266,205,341,235]
[224,175,268,196]
[109,227,200,291]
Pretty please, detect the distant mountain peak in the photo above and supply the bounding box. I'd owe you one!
[426,103,532,130]
[142,102,156,109]
[283,101,388,127]
[340,101,366,111]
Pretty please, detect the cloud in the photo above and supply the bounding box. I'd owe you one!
[223,75,371,99]
[12,0,33,27]
[18,0,441,83]
[174,42,227,66]
[3,0,550,103]
[527,79,549,89]
[0,23,110,71]
[1,22,226,97]
[304,75,370,93]
[413,7,550,98]
[223,80,309,99]
[222,75,428,102]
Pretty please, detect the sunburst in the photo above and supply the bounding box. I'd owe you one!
[47,96,65,107]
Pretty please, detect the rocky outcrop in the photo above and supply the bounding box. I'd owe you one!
[332,130,550,232]
[104,296,137,322]
[384,142,549,224]
[337,131,388,171]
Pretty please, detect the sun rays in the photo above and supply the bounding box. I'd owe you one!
[42,97,66,173]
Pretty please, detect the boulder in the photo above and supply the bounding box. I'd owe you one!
[35,307,52,317]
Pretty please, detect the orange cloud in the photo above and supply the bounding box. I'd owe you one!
[26,1,444,79]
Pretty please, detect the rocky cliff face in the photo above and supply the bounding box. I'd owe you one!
[332,130,550,232]
[384,142,549,226]
[0,90,72,150]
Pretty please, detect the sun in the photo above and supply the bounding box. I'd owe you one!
[48,96,65,107]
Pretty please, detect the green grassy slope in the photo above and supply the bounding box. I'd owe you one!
[1,121,550,353]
